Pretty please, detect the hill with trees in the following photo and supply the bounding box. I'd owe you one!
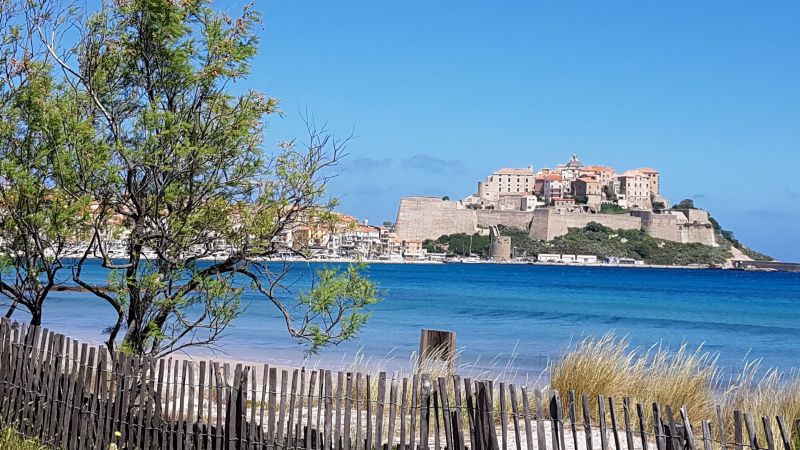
[424,218,771,265]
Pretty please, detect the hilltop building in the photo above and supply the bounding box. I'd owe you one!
[396,154,717,248]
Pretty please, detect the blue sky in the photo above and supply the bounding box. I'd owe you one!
[239,1,800,261]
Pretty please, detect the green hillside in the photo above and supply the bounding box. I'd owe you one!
[424,220,771,265]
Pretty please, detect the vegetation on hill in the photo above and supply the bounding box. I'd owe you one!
[422,198,772,264]
[425,222,747,265]
[515,223,732,265]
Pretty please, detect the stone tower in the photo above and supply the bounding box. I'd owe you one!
[489,226,512,260]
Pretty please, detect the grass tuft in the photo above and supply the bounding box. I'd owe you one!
[549,333,800,442]
[0,428,49,450]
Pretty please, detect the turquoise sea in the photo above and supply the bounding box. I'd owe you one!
[38,261,800,378]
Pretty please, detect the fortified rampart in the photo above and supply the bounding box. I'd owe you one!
[395,196,718,246]
[632,210,717,247]
[475,210,535,231]
[394,197,477,241]
[529,209,641,241]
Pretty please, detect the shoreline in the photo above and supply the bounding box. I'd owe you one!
[66,253,738,271]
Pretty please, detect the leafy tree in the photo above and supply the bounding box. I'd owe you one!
[37,0,378,356]
[434,233,489,257]
[672,198,696,209]
[0,3,91,325]
[441,196,450,201]
[585,222,611,233]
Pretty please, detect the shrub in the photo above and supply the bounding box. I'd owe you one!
[600,203,628,214]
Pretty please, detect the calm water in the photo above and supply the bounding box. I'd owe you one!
[35,261,800,379]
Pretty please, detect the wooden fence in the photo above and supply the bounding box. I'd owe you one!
[0,317,795,450]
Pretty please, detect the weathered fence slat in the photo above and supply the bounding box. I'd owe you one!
[325,370,334,450]
[716,405,727,450]
[608,397,621,450]
[598,395,609,450]
[534,390,547,450]
[432,385,441,450]
[775,416,791,450]
[279,369,290,448]
[652,403,665,450]
[663,405,680,450]
[761,416,774,450]
[568,391,579,450]
[465,378,479,450]
[268,366,278,448]
[701,421,713,450]
[521,387,535,450]
[733,410,744,450]
[386,377,398,450]
[437,377,452,450]
[508,384,525,450]
[582,394,594,450]
[307,370,318,450]
[345,372,354,450]
[419,375,430,450]
[743,413,760,450]
[550,390,566,450]
[623,397,634,450]
[680,407,696,450]
[499,383,509,450]
[374,372,386,450]
[334,371,343,450]
[287,369,299,450]
[636,403,648,450]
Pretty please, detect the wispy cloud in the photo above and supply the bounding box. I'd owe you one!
[343,157,394,172]
[782,187,799,200]
[691,193,706,199]
[744,209,797,219]
[401,154,466,173]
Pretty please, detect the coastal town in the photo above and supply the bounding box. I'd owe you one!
[48,154,764,268]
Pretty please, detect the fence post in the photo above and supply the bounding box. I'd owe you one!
[418,329,456,373]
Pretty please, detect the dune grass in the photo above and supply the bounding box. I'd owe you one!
[549,333,800,443]
[721,360,800,445]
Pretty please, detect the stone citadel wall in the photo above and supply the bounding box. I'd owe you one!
[529,209,641,241]
[475,210,536,231]
[394,197,477,242]
[394,197,718,247]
